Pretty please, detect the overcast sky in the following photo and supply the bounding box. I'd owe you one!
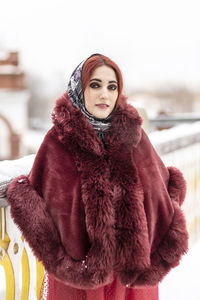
[0,0,200,93]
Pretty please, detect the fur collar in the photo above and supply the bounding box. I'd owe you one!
[52,92,143,156]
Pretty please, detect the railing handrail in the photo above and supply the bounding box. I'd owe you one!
[149,121,200,155]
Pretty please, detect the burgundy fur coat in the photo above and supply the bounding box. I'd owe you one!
[7,92,188,289]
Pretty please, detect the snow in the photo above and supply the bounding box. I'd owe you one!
[0,154,35,197]
[0,154,35,180]
[149,121,200,146]
[159,240,200,300]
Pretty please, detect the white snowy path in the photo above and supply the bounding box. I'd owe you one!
[159,240,200,300]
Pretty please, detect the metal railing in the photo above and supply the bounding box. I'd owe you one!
[0,206,44,300]
[0,155,42,300]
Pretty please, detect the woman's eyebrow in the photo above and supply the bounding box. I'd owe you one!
[90,78,118,84]
[90,78,101,82]
[109,80,118,84]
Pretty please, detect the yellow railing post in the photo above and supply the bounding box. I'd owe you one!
[0,207,15,300]
[0,204,44,300]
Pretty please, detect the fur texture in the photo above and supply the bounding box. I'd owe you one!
[7,92,188,289]
[167,166,187,206]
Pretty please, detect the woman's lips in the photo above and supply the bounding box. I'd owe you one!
[95,104,109,109]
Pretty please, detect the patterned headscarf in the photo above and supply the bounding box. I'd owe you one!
[67,55,112,142]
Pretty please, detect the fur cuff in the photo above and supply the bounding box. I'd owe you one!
[167,166,186,206]
[130,201,188,287]
[6,176,113,289]
[7,176,65,268]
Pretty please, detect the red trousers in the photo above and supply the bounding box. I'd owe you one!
[40,274,158,300]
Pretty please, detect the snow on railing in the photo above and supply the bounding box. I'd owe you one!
[149,122,200,246]
[0,122,200,299]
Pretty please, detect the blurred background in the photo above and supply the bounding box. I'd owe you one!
[0,0,200,299]
[0,0,200,159]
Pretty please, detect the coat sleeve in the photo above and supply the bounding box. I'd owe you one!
[6,127,113,289]
[131,129,189,287]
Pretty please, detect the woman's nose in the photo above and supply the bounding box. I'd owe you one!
[99,88,108,99]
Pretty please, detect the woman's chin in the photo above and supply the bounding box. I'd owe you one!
[92,110,111,119]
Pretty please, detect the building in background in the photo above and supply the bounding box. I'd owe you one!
[0,51,30,160]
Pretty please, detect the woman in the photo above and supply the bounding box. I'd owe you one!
[7,54,188,300]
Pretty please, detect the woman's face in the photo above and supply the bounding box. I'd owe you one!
[84,65,118,119]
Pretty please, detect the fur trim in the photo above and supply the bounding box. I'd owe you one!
[131,201,188,287]
[52,92,143,156]
[7,176,65,268]
[167,167,186,206]
[106,150,151,284]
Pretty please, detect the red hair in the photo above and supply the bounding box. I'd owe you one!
[82,54,124,107]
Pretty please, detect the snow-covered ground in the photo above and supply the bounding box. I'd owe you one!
[159,240,200,300]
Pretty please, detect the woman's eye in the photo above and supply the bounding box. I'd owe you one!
[108,85,117,91]
[90,82,100,88]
